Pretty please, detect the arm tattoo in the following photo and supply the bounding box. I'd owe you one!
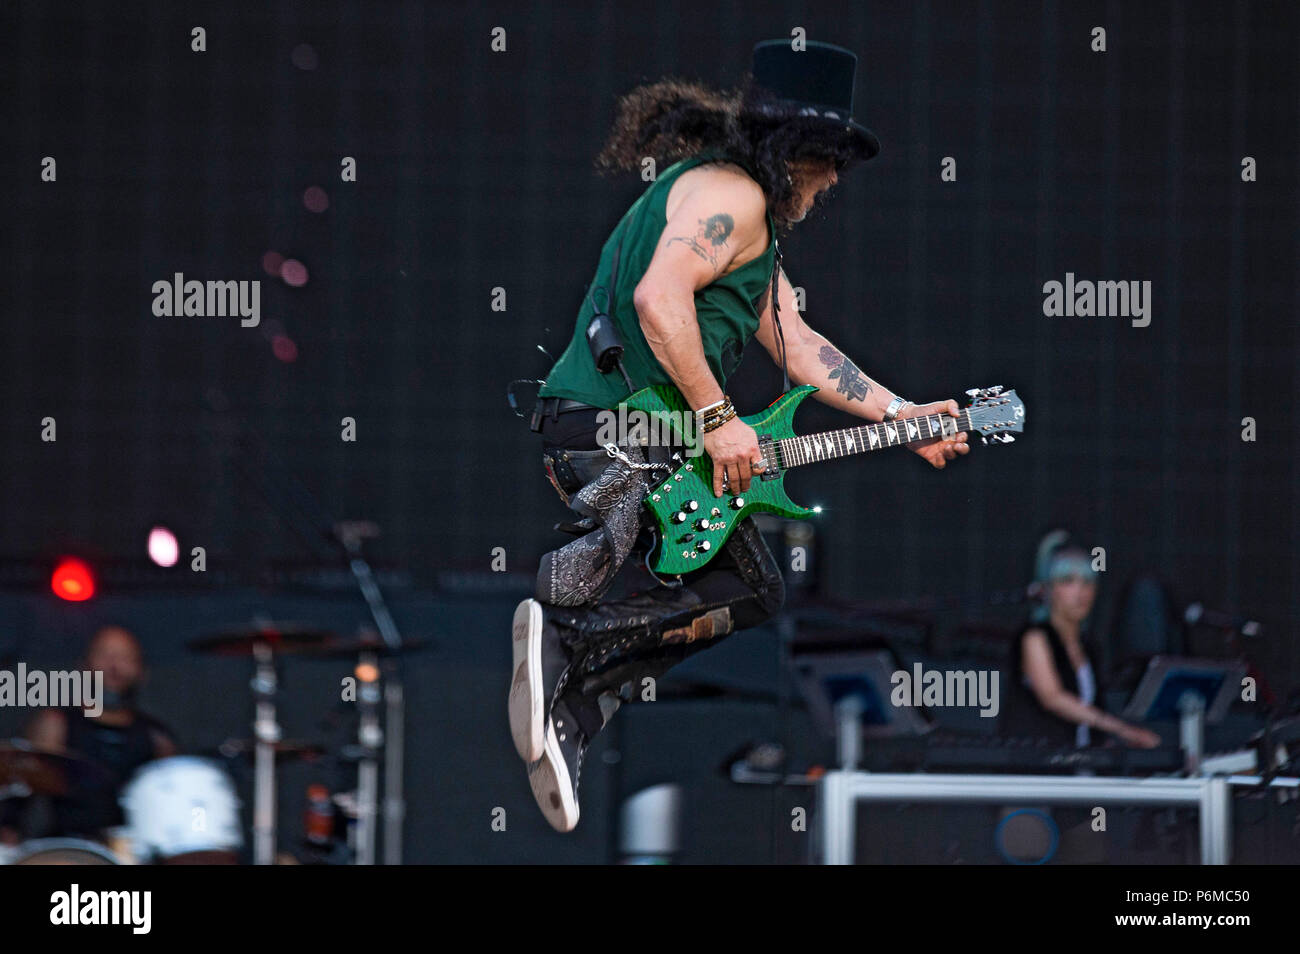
[666,213,735,269]
[818,345,873,402]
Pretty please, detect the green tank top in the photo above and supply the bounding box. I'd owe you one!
[537,155,776,409]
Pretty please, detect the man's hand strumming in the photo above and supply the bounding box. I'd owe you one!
[702,416,765,496]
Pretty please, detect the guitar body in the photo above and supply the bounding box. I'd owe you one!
[623,384,818,576]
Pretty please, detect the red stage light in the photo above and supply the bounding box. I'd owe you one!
[271,334,298,362]
[51,558,95,602]
[303,186,329,213]
[280,259,309,287]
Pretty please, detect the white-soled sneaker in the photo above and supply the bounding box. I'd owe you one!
[527,697,588,833]
[509,598,572,763]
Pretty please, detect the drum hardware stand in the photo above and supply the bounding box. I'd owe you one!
[251,639,281,866]
[382,662,405,864]
[213,404,408,864]
[353,649,383,866]
[336,522,407,866]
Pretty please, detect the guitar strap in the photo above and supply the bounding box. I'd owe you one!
[586,218,642,395]
[767,237,790,392]
[607,220,626,318]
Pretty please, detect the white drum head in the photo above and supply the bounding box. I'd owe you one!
[120,756,243,861]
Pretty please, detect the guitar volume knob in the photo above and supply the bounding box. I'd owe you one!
[729,497,745,509]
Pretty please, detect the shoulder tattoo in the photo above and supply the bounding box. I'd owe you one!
[666,213,735,269]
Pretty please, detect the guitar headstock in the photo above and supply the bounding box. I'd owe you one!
[964,386,1025,444]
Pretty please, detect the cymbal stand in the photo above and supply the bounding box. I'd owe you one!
[338,528,407,865]
[354,649,382,865]
[251,640,281,866]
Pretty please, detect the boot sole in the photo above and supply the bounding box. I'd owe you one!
[509,598,545,762]
[527,720,580,832]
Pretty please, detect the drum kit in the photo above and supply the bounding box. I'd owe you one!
[0,622,428,866]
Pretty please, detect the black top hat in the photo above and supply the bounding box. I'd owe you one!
[749,39,880,160]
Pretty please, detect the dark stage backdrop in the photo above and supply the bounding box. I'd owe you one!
[2,0,1299,826]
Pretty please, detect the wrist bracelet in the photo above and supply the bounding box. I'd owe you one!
[883,396,910,421]
[696,395,734,429]
[700,398,734,424]
[694,397,728,417]
[702,405,737,433]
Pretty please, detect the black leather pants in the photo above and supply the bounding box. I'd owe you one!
[539,408,786,705]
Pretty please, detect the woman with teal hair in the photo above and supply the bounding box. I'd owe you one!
[997,532,1164,863]
[1007,531,1161,748]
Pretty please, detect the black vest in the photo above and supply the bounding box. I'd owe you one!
[1004,620,1104,747]
[58,709,173,833]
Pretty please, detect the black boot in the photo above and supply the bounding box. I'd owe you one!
[526,688,621,833]
[562,587,737,697]
[510,595,649,763]
[513,589,734,833]
[510,598,576,763]
[517,519,783,832]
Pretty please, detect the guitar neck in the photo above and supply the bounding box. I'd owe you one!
[776,410,974,469]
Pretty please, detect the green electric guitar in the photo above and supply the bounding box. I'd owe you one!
[620,384,1026,575]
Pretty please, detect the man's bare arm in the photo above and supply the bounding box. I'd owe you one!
[753,268,903,421]
[753,268,971,469]
[632,171,767,410]
[632,168,771,493]
[664,212,738,271]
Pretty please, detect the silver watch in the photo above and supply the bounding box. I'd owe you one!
[883,396,910,421]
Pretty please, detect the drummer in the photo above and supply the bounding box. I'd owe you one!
[23,625,177,838]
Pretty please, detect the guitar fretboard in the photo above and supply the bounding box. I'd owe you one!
[776,411,973,469]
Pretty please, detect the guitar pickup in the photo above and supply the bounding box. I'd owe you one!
[757,436,780,480]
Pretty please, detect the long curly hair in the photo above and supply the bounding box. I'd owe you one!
[595,77,875,230]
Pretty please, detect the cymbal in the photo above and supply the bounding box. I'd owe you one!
[0,739,113,797]
[210,738,328,763]
[188,623,339,657]
[300,636,434,659]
